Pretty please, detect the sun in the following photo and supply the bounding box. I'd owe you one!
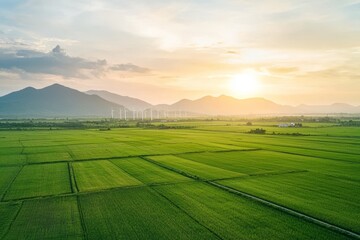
[228,70,261,98]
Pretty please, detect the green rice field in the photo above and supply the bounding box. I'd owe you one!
[0,120,359,239]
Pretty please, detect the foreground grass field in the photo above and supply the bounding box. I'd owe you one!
[0,120,359,239]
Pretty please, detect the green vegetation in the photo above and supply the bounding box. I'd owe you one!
[3,197,83,240]
[217,172,360,233]
[111,157,191,184]
[148,155,244,180]
[0,167,20,198]
[0,203,20,238]
[80,187,218,240]
[4,163,71,200]
[154,182,347,240]
[72,160,142,192]
[0,119,359,239]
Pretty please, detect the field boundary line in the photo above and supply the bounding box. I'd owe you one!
[0,201,23,240]
[140,156,360,239]
[69,163,80,193]
[191,127,360,141]
[107,160,143,183]
[232,139,360,158]
[151,187,224,240]
[18,139,30,165]
[141,156,201,180]
[211,169,309,182]
[1,165,24,202]
[66,146,76,160]
[76,195,88,240]
[1,138,27,201]
[0,179,194,203]
[264,149,359,164]
[67,162,77,193]
[208,181,360,239]
[22,148,260,166]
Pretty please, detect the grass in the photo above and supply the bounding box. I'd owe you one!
[3,196,83,240]
[0,120,359,239]
[27,152,73,163]
[111,157,191,184]
[4,163,71,200]
[148,155,244,180]
[0,202,21,238]
[0,167,20,198]
[0,154,26,166]
[72,160,142,192]
[79,187,219,240]
[181,150,360,181]
[178,151,297,176]
[153,182,349,240]
[217,171,360,233]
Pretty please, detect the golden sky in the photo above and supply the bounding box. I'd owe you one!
[0,0,359,105]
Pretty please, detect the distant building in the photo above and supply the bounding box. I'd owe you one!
[278,122,302,128]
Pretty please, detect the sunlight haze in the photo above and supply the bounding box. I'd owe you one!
[0,0,359,105]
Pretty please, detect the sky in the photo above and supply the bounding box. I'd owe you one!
[0,0,359,105]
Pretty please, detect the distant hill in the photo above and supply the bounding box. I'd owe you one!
[86,90,152,110]
[161,95,294,115]
[296,103,360,114]
[0,84,123,117]
[0,84,359,117]
[154,95,360,115]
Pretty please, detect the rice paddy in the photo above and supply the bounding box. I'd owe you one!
[0,120,359,239]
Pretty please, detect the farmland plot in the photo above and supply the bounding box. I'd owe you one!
[111,157,191,184]
[27,151,73,163]
[79,187,218,240]
[0,166,20,198]
[0,154,26,166]
[3,196,83,240]
[217,171,360,233]
[4,163,71,200]
[154,182,349,240]
[180,150,360,181]
[68,142,140,160]
[148,155,244,180]
[178,151,297,175]
[72,160,142,192]
[0,203,21,238]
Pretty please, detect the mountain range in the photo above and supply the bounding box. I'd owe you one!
[0,84,123,117]
[0,84,359,118]
[86,90,152,110]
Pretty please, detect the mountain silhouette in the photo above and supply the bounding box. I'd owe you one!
[86,90,152,111]
[0,84,359,117]
[0,84,123,117]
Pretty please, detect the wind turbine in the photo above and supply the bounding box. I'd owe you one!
[119,108,122,120]
[150,108,153,121]
[111,108,114,119]
[124,109,127,121]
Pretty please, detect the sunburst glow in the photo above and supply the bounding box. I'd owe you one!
[228,70,261,98]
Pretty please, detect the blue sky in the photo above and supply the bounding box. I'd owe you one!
[0,0,359,105]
